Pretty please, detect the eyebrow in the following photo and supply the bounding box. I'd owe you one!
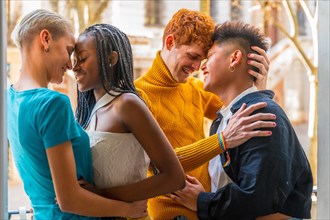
[187,52,202,58]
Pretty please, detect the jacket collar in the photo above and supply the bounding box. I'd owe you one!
[230,90,275,114]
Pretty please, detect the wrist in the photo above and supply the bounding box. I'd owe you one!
[217,132,227,152]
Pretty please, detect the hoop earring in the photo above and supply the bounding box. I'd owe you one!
[229,66,235,72]
[44,47,49,53]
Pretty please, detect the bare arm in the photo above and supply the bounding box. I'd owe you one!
[46,141,147,218]
[102,94,185,201]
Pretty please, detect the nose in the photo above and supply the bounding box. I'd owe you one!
[201,61,206,71]
[66,59,73,70]
[192,60,201,71]
[72,61,80,72]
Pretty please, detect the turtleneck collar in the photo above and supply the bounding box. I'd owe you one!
[144,51,181,87]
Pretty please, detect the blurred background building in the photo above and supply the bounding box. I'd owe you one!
[6,0,319,219]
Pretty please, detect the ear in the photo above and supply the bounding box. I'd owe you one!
[229,50,243,68]
[109,51,118,66]
[39,29,52,52]
[164,35,175,50]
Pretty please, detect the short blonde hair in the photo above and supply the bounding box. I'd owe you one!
[11,9,72,50]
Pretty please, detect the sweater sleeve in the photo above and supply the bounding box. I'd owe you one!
[175,134,223,172]
[136,87,155,115]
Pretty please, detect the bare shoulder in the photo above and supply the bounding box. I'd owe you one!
[116,93,146,112]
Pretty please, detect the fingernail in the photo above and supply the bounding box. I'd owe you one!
[268,131,272,135]
[247,53,251,57]
[273,122,276,126]
[247,60,251,64]
[273,115,276,119]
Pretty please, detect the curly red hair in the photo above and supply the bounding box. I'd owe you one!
[162,9,215,53]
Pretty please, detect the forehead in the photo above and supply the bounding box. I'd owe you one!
[180,43,206,57]
[75,34,96,51]
[56,31,75,49]
[208,43,226,55]
[66,32,75,45]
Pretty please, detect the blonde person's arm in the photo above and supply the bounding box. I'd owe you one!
[46,141,147,218]
[175,102,277,172]
[102,94,185,202]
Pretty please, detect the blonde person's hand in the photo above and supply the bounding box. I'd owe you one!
[170,175,205,211]
[223,102,276,149]
[248,46,270,90]
[126,200,148,219]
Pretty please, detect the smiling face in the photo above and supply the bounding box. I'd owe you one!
[47,31,75,84]
[73,34,101,92]
[202,43,233,94]
[166,43,206,83]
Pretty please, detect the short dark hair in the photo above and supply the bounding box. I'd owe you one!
[212,21,269,74]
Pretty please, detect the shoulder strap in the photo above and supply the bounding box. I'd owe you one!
[87,92,120,131]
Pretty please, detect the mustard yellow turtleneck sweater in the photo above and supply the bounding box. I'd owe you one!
[135,52,223,220]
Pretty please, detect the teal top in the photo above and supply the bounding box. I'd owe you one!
[7,86,98,220]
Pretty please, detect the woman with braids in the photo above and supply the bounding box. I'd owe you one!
[7,9,147,219]
[73,24,185,219]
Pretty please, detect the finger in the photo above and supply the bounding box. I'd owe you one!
[243,130,273,139]
[170,193,183,204]
[237,103,246,114]
[248,53,269,73]
[251,46,270,65]
[238,102,268,117]
[186,175,199,184]
[231,103,247,118]
[248,69,264,80]
[245,121,276,131]
[175,190,185,197]
[171,192,180,197]
[247,60,266,74]
[243,113,276,124]
[164,193,171,198]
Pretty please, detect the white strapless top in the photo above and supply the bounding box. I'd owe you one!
[87,93,150,189]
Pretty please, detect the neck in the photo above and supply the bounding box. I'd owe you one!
[14,53,48,90]
[93,87,107,102]
[217,82,253,108]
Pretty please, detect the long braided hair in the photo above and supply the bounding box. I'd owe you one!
[75,24,139,128]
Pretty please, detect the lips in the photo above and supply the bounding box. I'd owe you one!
[75,73,85,83]
[183,67,193,75]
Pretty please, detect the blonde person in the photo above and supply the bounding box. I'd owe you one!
[7,9,147,219]
[73,24,185,220]
[135,9,276,220]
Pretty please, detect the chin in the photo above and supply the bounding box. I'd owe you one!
[203,83,210,92]
[51,78,63,85]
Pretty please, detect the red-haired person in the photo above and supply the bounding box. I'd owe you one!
[135,9,275,220]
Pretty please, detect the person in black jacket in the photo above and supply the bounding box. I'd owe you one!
[170,21,313,220]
